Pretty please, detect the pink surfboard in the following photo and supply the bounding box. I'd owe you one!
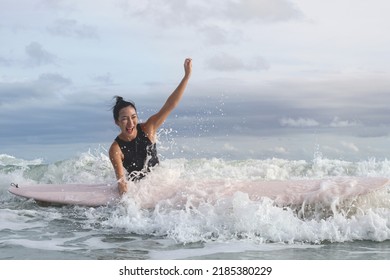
[8,183,120,207]
[8,177,389,207]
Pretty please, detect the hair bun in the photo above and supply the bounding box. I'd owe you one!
[115,96,124,104]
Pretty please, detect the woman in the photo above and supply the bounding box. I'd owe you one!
[109,58,192,195]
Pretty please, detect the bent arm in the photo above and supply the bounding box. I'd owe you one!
[144,58,192,138]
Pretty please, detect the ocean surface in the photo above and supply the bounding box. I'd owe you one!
[1,148,390,260]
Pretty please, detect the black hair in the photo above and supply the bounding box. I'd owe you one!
[112,96,137,121]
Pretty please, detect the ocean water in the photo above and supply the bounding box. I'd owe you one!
[1,149,390,260]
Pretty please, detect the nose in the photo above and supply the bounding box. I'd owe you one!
[129,118,135,127]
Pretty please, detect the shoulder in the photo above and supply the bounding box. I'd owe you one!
[139,122,156,143]
[109,141,122,158]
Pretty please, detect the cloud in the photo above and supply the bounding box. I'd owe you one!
[268,146,288,154]
[223,142,237,152]
[206,53,270,72]
[199,25,241,46]
[0,56,12,66]
[36,73,72,90]
[47,19,99,39]
[37,0,75,12]
[92,72,114,85]
[0,73,71,106]
[0,71,109,148]
[25,42,57,66]
[341,141,359,153]
[279,117,320,128]
[224,0,304,22]
[120,0,304,26]
[118,0,203,26]
[329,117,360,128]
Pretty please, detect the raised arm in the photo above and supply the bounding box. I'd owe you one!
[143,58,192,140]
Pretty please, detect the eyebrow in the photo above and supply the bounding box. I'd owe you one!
[120,113,137,118]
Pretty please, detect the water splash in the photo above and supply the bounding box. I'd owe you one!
[2,152,390,244]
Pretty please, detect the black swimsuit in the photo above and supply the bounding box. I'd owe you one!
[115,124,159,181]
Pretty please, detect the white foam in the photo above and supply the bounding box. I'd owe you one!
[2,152,390,244]
[0,154,43,167]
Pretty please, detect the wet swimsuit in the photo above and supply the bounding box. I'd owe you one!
[115,124,159,181]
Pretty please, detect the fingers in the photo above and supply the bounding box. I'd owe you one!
[118,180,128,195]
[184,58,192,67]
[184,58,192,76]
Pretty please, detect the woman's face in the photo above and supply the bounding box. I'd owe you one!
[116,106,138,140]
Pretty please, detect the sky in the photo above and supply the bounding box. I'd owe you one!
[1,0,390,162]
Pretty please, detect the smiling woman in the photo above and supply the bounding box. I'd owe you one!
[110,98,159,183]
[109,58,192,195]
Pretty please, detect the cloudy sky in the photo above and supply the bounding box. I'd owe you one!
[1,0,390,162]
